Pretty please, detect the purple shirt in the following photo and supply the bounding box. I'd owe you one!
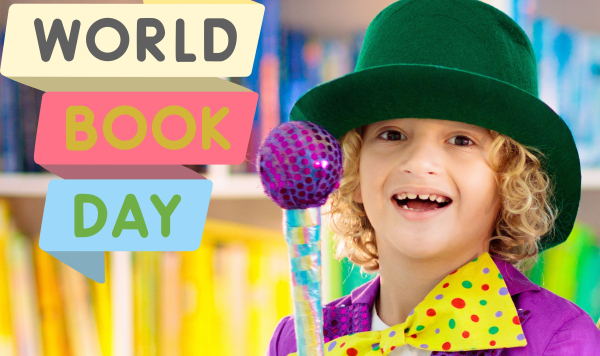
[267,257,600,355]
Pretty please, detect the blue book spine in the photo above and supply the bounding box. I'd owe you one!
[19,83,42,172]
[281,30,309,124]
[577,35,600,166]
[240,0,280,173]
[513,0,537,41]
[0,31,24,172]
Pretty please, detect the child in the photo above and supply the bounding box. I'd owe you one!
[268,0,600,355]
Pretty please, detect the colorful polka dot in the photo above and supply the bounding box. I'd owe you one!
[390,346,395,351]
[471,315,479,322]
[499,287,509,296]
[371,343,380,351]
[482,284,490,291]
[416,325,425,331]
[483,267,490,274]
[480,300,488,306]
[517,334,525,341]
[442,342,451,350]
[498,273,503,280]
[495,311,503,317]
[490,341,496,346]
[435,294,444,300]
[472,257,478,262]
[328,342,337,352]
[341,343,345,348]
[443,283,450,288]
[462,331,470,338]
[410,334,417,339]
[462,281,473,289]
[449,319,456,329]
[489,326,499,334]
[404,327,410,333]
[409,309,415,316]
[420,344,429,349]
[513,316,521,325]
[427,308,436,317]
[346,348,358,356]
[435,328,440,334]
[389,331,396,337]
[451,298,466,309]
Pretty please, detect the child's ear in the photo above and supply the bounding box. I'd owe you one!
[353,185,363,204]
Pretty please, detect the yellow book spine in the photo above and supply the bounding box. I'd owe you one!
[247,242,264,356]
[158,251,181,356]
[133,252,158,356]
[249,242,293,356]
[59,261,102,356]
[0,199,16,356]
[180,242,217,356]
[8,230,43,356]
[214,243,249,356]
[32,236,71,356]
[90,252,112,356]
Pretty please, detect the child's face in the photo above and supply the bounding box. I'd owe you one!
[355,118,500,261]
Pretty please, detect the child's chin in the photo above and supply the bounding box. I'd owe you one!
[394,236,451,259]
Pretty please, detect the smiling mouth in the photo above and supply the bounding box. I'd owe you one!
[393,193,452,212]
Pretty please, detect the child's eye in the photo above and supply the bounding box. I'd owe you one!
[378,130,406,141]
[448,135,475,146]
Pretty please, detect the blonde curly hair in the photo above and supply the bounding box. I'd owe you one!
[325,125,558,273]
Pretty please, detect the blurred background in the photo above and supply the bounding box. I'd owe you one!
[1,0,600,355]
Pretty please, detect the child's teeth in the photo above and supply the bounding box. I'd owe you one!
[419,194,429,199]
[436,196,445,203]
[400,193,407,199]
[429,195,437,201]
[407,193,417,199]
[402,205,409,209]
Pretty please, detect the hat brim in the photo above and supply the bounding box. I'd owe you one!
[290,63,581,251]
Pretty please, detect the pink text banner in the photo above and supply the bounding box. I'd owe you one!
[35,91,258,166]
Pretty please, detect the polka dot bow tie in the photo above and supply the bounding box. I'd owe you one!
[291,252,527,355]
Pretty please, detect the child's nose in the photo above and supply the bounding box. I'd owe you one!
[398,138,442,177]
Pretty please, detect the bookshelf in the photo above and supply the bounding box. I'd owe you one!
[3,0,600,35]
[0,171,265,198]
[0,0,599,274]
[3,168,600,198]
[3,168,600,239]
[1,1,600,356]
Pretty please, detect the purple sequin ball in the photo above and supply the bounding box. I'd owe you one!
[258,121,343,209]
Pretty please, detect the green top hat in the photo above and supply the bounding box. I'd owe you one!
[289,0,581,251]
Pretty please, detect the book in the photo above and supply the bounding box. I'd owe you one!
[0,200,16,356]
[32,236,70,356]
[7,229,42,356]
[59,259,102,356]
[133,252,158,356]
[158,251,181,356]
[90,252,112,356]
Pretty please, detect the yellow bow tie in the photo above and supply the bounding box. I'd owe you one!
[291,252,527,355]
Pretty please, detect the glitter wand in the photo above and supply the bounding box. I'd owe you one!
[259,121,343,356]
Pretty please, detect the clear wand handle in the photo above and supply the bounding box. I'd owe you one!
[283,207,325,356]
